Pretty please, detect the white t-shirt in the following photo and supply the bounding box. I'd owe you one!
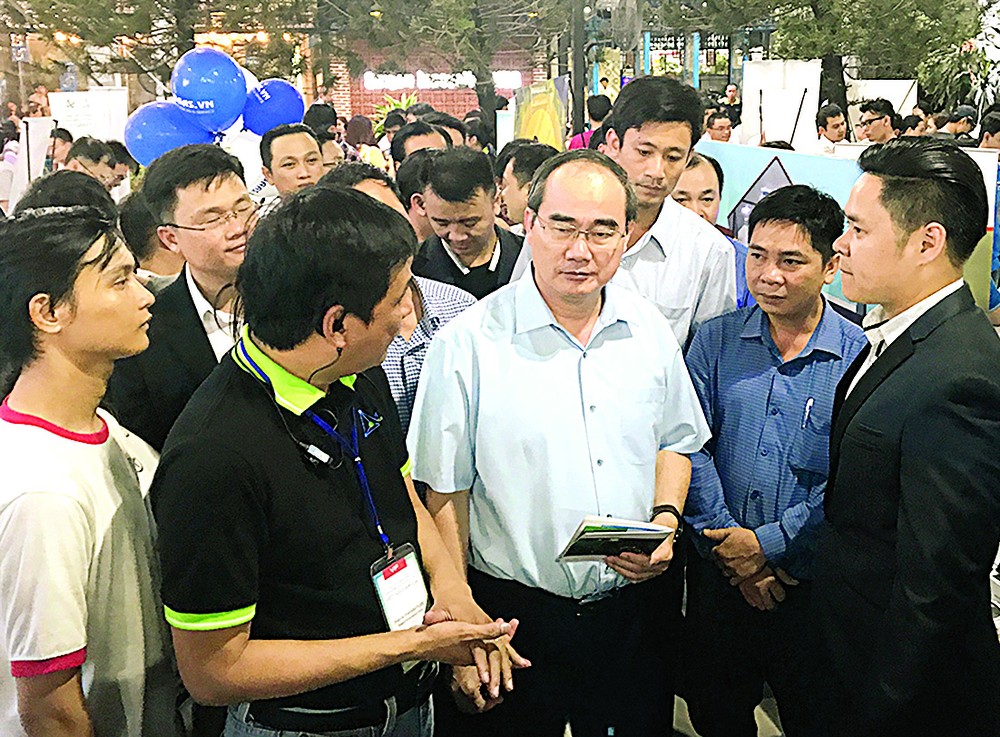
[0,403,179,737]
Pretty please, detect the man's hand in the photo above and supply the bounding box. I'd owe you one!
[412,615,514,667]
[736,566,785,611]
[703,527,766,579]
[450,665,505,714]
[423,601,529,700]
[605,533,675,583]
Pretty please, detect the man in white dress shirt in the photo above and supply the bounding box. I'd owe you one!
[409,149,710,736]
[603,76,736,347]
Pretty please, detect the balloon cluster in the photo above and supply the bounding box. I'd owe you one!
[125,48,306,167]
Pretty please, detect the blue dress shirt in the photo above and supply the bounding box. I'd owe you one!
[684,302,866,579]
[727,235,756,310]
[408,275,710,599]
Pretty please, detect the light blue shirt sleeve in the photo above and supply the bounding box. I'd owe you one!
[407,325,477,493]
[683,322,740,535]
[657,332,713,455]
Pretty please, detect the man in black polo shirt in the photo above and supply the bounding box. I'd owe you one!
[152,187,525,737]
[412,147,523,299]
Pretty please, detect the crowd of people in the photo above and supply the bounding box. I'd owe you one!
[0,73,998,737]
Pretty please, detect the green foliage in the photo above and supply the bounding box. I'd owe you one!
[372,91,418,136]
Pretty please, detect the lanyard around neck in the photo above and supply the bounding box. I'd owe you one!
[236,338,392,554]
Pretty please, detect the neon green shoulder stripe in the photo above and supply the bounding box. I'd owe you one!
[400,457,413,477]
[164,604,256,631]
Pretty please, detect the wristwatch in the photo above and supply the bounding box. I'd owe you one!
[650,504,684,537]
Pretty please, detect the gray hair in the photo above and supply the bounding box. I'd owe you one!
[525,149,638,224]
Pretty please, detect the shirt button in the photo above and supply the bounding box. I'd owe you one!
[761,448,768,457]
[596,459,604,466]
[770,407,779,416]
[750,490,761,500]
[589,405,597,412]
[582,351,588,359]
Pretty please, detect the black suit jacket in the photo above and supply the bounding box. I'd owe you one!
[812,286,1000,736]
[412,226,522,299]
[104,269,218,451]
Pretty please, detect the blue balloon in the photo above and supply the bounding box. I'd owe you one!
[242,79,306,136]
[171,48,247,133]
[124,101,215,167]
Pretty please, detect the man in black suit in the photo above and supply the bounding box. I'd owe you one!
[412,146,522,299]
[105,145,253,451]
[813,136,1000,736]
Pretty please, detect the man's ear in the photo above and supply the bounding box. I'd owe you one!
[262,165,274,186]
[156,225,181,255]
[410,192,426,216]
[822,253,840,285]
[318,304,347,347]
[915,222,949,265]
[603,127,621,158]
[27,293,66,335]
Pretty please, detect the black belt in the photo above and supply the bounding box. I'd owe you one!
[248,662,436,732]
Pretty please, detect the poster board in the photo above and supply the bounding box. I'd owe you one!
[8,117,56,212]
[48,88,129,142]
[513,76,569,150]
[740,60,822,151]
[696,140,1000,310]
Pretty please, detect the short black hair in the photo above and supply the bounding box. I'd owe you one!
[748,185,844,263]
[119,192,160,262]
[51,127,73,143]
[395,148,438,211]
[687,152,725,194]
[526,149,637,224]
[0,206,120,393]
[586,95,613,123]
[317,161,403,206]
[66,136,114,166]
[422,112,467,143]
[391,121,449,165]
[600,76,610,84]
[303,103,338,134]
[465,118,491,148]
[14,170,117,221]
[816,103,844,130]
[858,136,987,266]
[588,122,608,150]
[608,77,703,150]
[425,147,495,203]
[106,140,139,174]
[508,143,559,188]
[260,123,319,170]
[406,102,435,118]
[706,111,731,129]
[237,187,416,350]
[142,144,245,223]
[859,98,895,121]
[494,139,534,181]
[980,112,1000,142]
[383,111,406,130]
[899,115,923,134]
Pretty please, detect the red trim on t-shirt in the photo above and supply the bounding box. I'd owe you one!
[11,647,87,677]
[0,397,108,445]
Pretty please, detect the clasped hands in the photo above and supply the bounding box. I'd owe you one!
[702,527,798,611]
[421,596,531,714]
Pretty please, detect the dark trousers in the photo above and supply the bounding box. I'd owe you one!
[682,550,813,737]
[433,564,684,737]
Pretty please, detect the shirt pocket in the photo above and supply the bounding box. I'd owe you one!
[617,385,665,465]
[789,418,831,500]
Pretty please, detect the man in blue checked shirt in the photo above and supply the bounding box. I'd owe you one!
[682,185,866,737]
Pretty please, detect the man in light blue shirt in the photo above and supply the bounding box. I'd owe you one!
[682,185,865,737]
[409,149,710,737]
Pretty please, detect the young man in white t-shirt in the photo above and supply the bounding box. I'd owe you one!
[0,205,180,737]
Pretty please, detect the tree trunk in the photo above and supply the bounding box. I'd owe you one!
[475,78,497,147]
[820,53,847,116]
[174,0,197,57]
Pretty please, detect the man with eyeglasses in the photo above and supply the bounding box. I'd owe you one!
[106,144,256,456]
[410,149,710,736]
[857,99,898,145]
[64,136,117,190]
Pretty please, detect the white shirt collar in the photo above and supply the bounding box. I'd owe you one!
[185,266,234,329]
[623,197,683,260]
[862,279,964,352]
[442,232,502,275]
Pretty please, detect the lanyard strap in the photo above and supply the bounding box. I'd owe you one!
[236,338,392,554]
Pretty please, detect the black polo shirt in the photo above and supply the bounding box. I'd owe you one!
[151,334,421,712]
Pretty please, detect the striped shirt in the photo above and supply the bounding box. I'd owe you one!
[382,276,476,434]
[684,301,866,579]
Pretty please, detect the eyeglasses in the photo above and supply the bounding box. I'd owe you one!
[533,213,624,247]
[858,116,885,128]
[164,201,259,232]
[78,160,116,190]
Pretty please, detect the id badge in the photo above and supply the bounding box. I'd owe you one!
[371,542,429,632]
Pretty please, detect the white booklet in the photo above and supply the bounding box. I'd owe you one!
[557,515,674,562]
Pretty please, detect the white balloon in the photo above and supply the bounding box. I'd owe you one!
[240,67,259,94]
[219,126,275,201]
